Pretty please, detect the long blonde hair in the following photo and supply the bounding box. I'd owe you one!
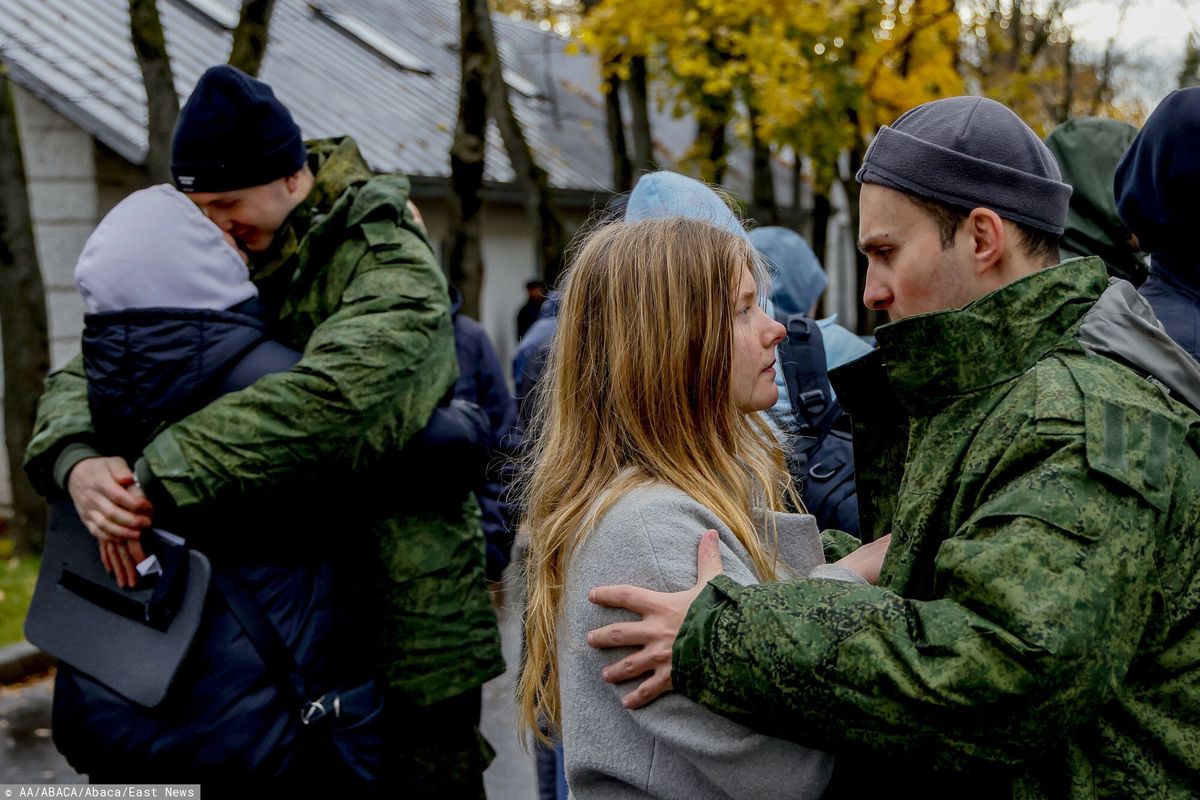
[516,217,796,743]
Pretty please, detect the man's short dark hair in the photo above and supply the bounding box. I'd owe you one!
[907,194,1060,265]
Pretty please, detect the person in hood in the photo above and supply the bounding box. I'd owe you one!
[587,96,1200,798]
[1115,87,1200,362]
[1044,117,1146,284]
[73,185,299,478]
[449,286,518,582]
[25,65,502,796]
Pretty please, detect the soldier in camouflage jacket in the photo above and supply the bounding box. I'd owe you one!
[24,67,502,795]
[587,97,1200,799]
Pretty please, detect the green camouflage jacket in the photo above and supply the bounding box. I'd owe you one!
[24,137,503,705]
[673,258,1200,798]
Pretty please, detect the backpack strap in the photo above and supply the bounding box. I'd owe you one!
[210,568,332,724]
[780,315,840,441]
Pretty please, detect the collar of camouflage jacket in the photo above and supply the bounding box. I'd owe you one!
[249,136,374,281]
[874,256,1109,411]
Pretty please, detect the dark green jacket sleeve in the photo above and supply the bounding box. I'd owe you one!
[138,231,456,512]
[23,354,95,496]
[674,433,1162,770]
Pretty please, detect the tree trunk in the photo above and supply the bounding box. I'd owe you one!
[228,0,276,77]
[129,0,179,183]
[789,155,804,233]
[1060,34,1074,122]
[628,56,654,179]
[0,68,49,554]
[747,103,777,226]
[1009,2,1023,73]
[477,0,566,285]
[844,107,878,335]
[695,100,730,185]
[603,71,632,192]
[810,190,830,274]
[448,0,491,319]
[581,0,633,191]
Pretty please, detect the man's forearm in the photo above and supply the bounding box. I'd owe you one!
[24,353,95,497]
[140,271,457,512]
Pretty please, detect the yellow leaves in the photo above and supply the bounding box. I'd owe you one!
[570,0,962,177]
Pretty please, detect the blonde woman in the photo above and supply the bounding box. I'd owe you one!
[518,215,867,800]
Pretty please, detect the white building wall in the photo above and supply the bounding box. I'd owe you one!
[421,200,582,385]
[13,87,97,373]
[0,87,100,511]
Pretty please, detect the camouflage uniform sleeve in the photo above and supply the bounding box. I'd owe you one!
[22,353,96,497]
[137,218,457,513]
[820,528,860,562]
[673,426,1163,770]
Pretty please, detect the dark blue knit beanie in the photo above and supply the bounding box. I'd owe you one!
[1114,87,1200,257]
[171,65,307,193]
[857,96,1071,235]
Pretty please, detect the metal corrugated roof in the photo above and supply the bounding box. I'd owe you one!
[0,0,629,194]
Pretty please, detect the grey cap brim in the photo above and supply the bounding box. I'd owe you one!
[857,125,1072,235]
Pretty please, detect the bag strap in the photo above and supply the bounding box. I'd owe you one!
[780,315,841,443]
[210,569,333,723]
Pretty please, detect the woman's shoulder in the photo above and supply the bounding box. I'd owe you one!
[604,481,715,516]
[573,482,753,594]
[589,482,725,549]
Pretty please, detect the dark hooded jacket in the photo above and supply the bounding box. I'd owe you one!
[450,288,518,581]
[57,297,330,782]
[1116,87,1200,362]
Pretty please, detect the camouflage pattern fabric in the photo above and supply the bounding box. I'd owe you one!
[25,137,503,705]
[673,258,1200,798]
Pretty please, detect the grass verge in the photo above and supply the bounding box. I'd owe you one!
[0,538,40,648]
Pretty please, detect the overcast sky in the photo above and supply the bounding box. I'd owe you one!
[1063,0,1199,109]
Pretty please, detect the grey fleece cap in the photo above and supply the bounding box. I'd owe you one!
[856,96,1072,235]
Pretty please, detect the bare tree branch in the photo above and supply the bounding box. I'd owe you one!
[129,0,179,183]
[228,0,276,77]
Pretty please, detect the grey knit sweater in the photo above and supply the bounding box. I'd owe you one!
[559,482,862,799]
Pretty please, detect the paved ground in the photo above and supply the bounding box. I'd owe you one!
[0,673,83,784]
[482,588,539,799]
[0,593,538,797]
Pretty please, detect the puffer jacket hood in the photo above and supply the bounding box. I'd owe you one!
[75,184,257,314]
[1044,118,1145,284]
[624,171,747,241]
[1077,277,1200,413]
[748,226,828,319]
[1114,90,1200,361]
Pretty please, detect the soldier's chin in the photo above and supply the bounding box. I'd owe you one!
[240,232,270,252]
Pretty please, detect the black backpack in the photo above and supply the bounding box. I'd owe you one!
[777,315,860,537]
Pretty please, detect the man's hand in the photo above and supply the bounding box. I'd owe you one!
[834,533,892,585]
[67,457,151,588]
[100,540,148,589]
[587,529,725,710]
